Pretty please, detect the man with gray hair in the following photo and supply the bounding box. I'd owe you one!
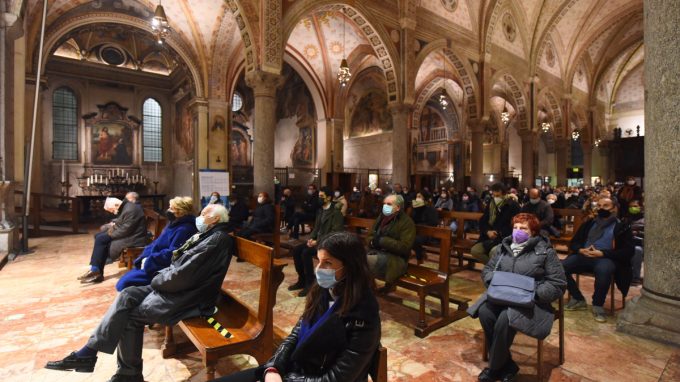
[366,194,416,290]
[46,204,233,382]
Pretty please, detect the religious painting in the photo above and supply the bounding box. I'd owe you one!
[230,128,250,166]
[209,115,227,169]
[349,91,393,137]
[419,105,446,142]
[83,102,138,166]
[502,12,517,42]
[174,96,194,160]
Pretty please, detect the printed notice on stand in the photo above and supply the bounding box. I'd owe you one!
[199,170,230,197]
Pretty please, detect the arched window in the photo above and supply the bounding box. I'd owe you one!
[52,87,78,160]
[142,98,162,162]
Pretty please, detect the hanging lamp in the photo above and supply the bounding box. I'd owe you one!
[337,9,352,87]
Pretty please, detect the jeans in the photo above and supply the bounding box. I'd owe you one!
[561,253,616,307]
[478,301,517,372]
[90,231,113,273]
[291,243,317,286]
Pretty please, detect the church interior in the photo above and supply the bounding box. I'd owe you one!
[1,0,679,381]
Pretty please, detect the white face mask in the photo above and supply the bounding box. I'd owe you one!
[493,196,504,205]
[334,191,341,198]
[547,199,556,205]
[627,180,635,185]
[257,196,265,204]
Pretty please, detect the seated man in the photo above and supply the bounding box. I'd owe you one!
[115,196,197,291]
[288,187,344,297]
[471,183,520,264]
[226,193,249,232]
[562,197,634,322]
[411,196,440,264]
[520,188,554,235]
[279,187,297,232]
[78,193,148,284]
[46,204,233,382]
[366,194,416,287]
[236,192,275,240]
[289,184,319,239]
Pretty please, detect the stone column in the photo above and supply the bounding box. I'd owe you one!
[582,142,592,186]
[316,118,344,183]
[245,70,284,199]
[207,99,229,170]
[389,103,412,186]
[189,98,208,205]
[520,132,535,187]
[471,121,485,189]
[617,0,680,346]
[554,138,568,186]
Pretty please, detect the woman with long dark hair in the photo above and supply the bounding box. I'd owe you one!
[214,231,381,382]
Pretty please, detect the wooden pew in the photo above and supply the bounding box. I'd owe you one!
[251,204,284,258]
[550,208,585,253]
[345,217,470,337]
[162,237,286,381]
[447,211,484,270]
[119,208,167,269]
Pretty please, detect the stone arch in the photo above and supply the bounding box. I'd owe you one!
[39,14,205,98]
[414,42,480,122]
[412,76,463,133]
[489,71,529,132]
[225,0,259,74]
[282,1,400,103]
[283,52,328,121]
[538,87,564,139]
[482,0,531,58]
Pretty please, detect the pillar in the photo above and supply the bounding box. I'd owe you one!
[471,120,485,189]
[389,104,411,186]
[207,99,229,170]
[582,143,592,186]
[520,132,535,187]
[316,118,344,185]
[245,70,284,199]
[189,98,208,205]
[617,0,680,346]
[554,138,568,186]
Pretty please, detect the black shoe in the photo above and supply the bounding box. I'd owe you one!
[500,361,519,382]
[77,270,96,281]
[107,373,145,382]
[478,367,497,382]
[298,287,310,297]
[80,271,103,284]
[287,281,305,291]
[45,352,97,372]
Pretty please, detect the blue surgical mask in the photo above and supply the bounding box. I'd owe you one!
[382,204,394,216]
[195,216,210,233]
[209,195,218,203]
[315,267,341,289]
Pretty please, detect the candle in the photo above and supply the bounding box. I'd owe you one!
[87,178,90,187]
[61,160,65,182]
[155,163,158,180]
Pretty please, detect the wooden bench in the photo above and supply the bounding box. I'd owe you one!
[447,211,484,271]
[345,217,470,337]
[251,204,285,257]
[118,208,167,269]
[162,237,286,381]
[550,208,585,253]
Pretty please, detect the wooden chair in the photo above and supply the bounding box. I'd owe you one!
[162,237,286,381]
[574,273,625,313]
[447,211,484,271]
[550,208,585,254]
[483,296,565,381]
[345,217,470,337]
[374,346,388,382]
[118,208,167,269]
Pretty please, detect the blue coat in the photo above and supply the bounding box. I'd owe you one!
[116,214,197,291]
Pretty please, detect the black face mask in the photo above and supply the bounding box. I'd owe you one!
[597,209,612,219]
[165,210,177,222]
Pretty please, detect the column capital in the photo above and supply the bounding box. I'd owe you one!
[245,70,285,97]
[388,102,413,116]
[1,12,19,28]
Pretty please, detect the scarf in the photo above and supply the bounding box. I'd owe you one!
[171,232,202,261]
[586,215,617,247]
[296,294,339,351]
[488,196,507,226]
[379,212,398,232]
[510,240,529,257]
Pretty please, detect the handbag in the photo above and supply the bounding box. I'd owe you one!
[486,252,536,308]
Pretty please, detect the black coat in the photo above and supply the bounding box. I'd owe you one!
[411,205,439,227]
[246,202,275,233]
[259,289,381,382]
[478,198,520,245]
[568,218,635,296]
[108,200,149,259]
[228,201,250,226]
[521,200,554,231]
[281,196,297,220]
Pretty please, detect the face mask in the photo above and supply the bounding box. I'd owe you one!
[462,197,469,202]
[529,198,540,205]
[382,204,394,216]
[315,267,340,289]
[308,189,314,195]
[195,216,211,233]
[597,209,612,218]
[440,194,447,199]
[629,206,641,215]
[591,202,598,209]
[547,199,556,205]
[257,196,265,204]
[209,195,218,203]
[334,191,341,198]
[229,201,236,206]
[627,180,635,185]
[565,193,572,199]
[165,210,176,222]
[493,197,504,205]
[353,188,358,192]
[512,229,530,244]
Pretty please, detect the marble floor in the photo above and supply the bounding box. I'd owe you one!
[0,232,678,382]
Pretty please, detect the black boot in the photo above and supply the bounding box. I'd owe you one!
[45,352,97,372]
[287,280,305,291]
[107,373,145,382]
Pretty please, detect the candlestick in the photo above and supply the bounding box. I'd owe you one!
[87,178,90,187]
[60,160,65,182]
[155,163,158,180]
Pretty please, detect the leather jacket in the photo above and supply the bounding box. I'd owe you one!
[257,289,381,382]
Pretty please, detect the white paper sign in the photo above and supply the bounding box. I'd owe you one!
[199,170,230,197]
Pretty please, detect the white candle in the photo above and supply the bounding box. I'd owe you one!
[87,178,90,187]
[61,160,65,182]
[105,177,108,185]
[155,163,158,180]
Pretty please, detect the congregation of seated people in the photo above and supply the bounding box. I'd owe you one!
[45,176,642,381]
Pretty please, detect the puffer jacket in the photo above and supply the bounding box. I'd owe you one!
[258,289,381,382]
[468,235,567,340]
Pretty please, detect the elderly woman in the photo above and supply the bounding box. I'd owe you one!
[115,197,197,291]
[468,213,566,382]
[214,232,381,382]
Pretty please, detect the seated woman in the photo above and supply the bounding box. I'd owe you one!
[468,213,566,382]
[115,196,197,291]
[236,192,275,240]
[214,231,381,382]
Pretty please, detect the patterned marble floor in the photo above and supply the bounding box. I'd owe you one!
[0,232,678,382]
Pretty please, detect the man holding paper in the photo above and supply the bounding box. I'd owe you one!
[78,193,148,284]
